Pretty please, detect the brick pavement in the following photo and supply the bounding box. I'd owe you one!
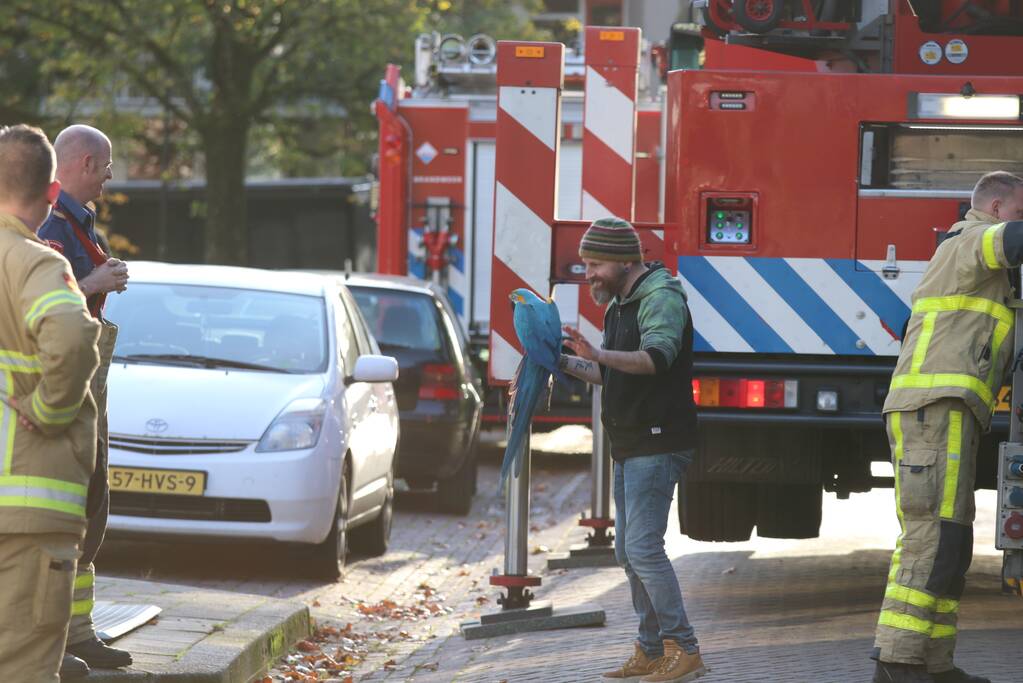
[99,443,1023,683]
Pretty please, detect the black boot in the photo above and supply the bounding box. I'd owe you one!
[932,668,991,683]
[873,661,934,683]
[66,636,132,669]
[59,653,89,680]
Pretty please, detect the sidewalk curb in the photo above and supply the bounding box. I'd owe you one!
[88,594,311,682]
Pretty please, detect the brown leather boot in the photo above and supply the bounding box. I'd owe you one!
[602,642,662,681]
[640,639,707,683]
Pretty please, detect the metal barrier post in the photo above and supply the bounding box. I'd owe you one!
[498,427,534,607]
[465,38,605,638]
[587,386,613,542]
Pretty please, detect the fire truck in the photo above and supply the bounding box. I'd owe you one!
[373,29,683,425]
[375,1,1023,551]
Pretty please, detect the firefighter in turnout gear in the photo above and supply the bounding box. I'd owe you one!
[0,124,100,681]
[39,124,132,678]
[873,171,1023,683]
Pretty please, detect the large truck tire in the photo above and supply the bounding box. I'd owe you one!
[679,480,756,541]
[755,484,823,539]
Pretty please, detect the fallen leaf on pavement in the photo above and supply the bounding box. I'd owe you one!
[295,640,319,653]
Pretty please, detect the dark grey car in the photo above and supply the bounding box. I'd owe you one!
[345,275,483,515]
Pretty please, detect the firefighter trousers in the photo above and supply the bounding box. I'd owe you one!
[68,320,116,647]
[874,398,977,672]
[0,533,80,682]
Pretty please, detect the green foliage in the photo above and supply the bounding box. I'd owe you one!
[0,0,548,262]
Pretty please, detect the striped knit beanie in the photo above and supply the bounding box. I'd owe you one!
[578,216,642,262]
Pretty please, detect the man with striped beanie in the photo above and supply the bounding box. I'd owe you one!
[560,217,706,683]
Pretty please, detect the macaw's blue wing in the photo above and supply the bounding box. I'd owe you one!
[512,291,569,385]
[540,299,570,385]
[501,356,550,486]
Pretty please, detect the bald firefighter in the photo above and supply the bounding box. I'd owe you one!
[873,171,1023,683]
[0,124,100,681]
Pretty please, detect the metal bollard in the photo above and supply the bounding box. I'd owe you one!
[504,428,531,577]
[590,386,612,521]
[489,422,540,610]
[582,385,614,546]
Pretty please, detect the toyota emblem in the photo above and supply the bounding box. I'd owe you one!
[145,418,168,434]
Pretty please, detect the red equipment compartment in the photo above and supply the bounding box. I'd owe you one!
[394,104,469,279]
[665,68,1023,264]
[855,195,968,269]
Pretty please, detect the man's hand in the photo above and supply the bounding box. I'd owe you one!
[80,258,129,296]
[563,325,601,363]
[6,397,36,432]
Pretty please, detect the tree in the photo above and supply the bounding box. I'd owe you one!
[1,0,426,265]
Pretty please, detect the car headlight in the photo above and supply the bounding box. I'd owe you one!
[256,398,326,452]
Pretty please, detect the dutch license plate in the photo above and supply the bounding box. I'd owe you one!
[996,385,1011,413]
[109,467,206,496]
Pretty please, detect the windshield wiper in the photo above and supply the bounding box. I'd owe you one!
[113,353,291,373]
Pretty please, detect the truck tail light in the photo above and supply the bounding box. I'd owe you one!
[419,363,460,401]
[692,377,798,409]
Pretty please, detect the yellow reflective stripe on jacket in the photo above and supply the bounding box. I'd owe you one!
[910,312,937,373]
[878,611,956,638]
[0,475,87,517]
[982,223,1004,270]
[0,350,41,374]
[891,412,904,528]
[988,316,1013,388]
[30,390,80,426]
[23,290,84,332]
[74,570,95,590]
[71,597,94,616]
[936,598,959,614]
[889,373,994,411]
[912,294,1012,327]
[878,610,932,635]
[885,584,936,609]
[0,371,13,475]
[941,411,963,518]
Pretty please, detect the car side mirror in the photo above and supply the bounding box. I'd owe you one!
[347,355,399,384]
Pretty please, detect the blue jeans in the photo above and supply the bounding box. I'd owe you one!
[613,450,699,657]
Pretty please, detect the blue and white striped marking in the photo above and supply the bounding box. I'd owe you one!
[407,228,467,324]
[679,256,923,356]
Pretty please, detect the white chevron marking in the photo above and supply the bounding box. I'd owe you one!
[583,66,635,163]
[678,273,753,353]
[493,181,551,298]
[579,315,603,348]
[498,86,558,151]
[491,331,522,382]
[786,258,901,355]
[858,260,925,307]
[581,190,615,222]
[706,257,831,354]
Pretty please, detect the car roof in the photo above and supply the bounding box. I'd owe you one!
[126,261,330,297]
[310,271,438,297]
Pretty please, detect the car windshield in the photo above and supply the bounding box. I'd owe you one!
[104,282,328,373]
[348,286,442,351]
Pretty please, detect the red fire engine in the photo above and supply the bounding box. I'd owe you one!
[375,1,1023,557]
[373,30,671,425]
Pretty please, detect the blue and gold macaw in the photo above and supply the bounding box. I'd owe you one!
[501,288,569,484]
